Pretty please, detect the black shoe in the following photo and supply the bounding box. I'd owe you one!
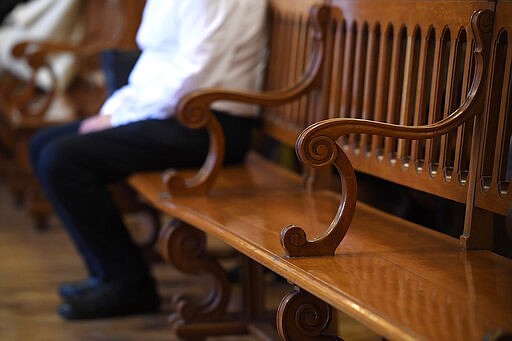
[58,279,160,320]
[58,278,101,299]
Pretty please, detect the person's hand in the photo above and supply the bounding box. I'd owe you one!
[79,115,113,134]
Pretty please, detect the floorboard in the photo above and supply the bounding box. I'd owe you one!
[0,181,378,340]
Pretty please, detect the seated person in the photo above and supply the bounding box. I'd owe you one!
[29,0,267,320]
[0,0,84,91]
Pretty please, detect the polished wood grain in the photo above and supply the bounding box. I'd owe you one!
[325,0,493,198]
[131,156,512,340]
[292,7,494,254]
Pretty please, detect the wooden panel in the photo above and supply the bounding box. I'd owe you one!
[325,0,493,205]
[81,0,145,51]
[263,0,329,146]
[475,0,512,215]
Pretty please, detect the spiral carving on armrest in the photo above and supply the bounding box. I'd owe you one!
[280,9,493,257]
[8,38,125,118]
[164,101,226,195]
[164,5,331,196]
[281,133,357,257]
[6,42,58,118]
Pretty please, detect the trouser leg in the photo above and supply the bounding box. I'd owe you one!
[29,113,252,282]
[28,121,104,277]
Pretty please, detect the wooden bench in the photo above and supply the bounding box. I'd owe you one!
[0,0,146,228]
[129,0,512,340]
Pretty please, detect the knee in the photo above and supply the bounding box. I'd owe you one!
[28,121,81,173]
[33,140,76,186]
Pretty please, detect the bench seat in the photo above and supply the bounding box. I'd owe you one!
[129,152,512,341]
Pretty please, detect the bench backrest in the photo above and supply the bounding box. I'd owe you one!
[472,0,512,241]
[81,0,146,52]
[260,0,510,250]
[317,0,507,249]
[168,0,510,251]
[260,0,330,147]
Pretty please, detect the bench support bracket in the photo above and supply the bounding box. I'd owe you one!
[158,219,238,337]
[158,219,281,340]
[277,286,343,341]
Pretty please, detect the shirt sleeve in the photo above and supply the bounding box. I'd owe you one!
[101,0,239,127]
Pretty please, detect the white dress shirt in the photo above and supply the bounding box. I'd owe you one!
[100,0,267,127]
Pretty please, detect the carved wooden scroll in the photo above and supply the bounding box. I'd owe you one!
[7,38,118,120]
[4,42,58,119]
[158,219,231,323]
[164,5,331,196]
[277,287,343,341]
[5,0,143,119]
[280,9,494,257]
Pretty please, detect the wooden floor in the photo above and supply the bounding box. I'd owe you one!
[0,180,379,341]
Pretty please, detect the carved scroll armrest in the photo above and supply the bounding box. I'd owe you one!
[12,40,120,64]
[280,9,494,257]
[2,41,67,115]
[164,5,331,196]
[7,39,119,118]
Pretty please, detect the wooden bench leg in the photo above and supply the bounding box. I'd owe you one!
[240,255,265,320]
[158,219,248,340]
[240,255,283,340]
[277,286,343,341]
[4,159,26,207]
[26,181,52,230]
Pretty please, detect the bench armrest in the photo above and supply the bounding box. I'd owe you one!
[281,8,494,257]
[4,39,115,119]
[1,41,63,118]
[163,5,331,196]
[2,25,124,116]
[12,40,118,62]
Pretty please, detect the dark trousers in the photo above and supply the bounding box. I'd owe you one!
[29,112,253,282]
